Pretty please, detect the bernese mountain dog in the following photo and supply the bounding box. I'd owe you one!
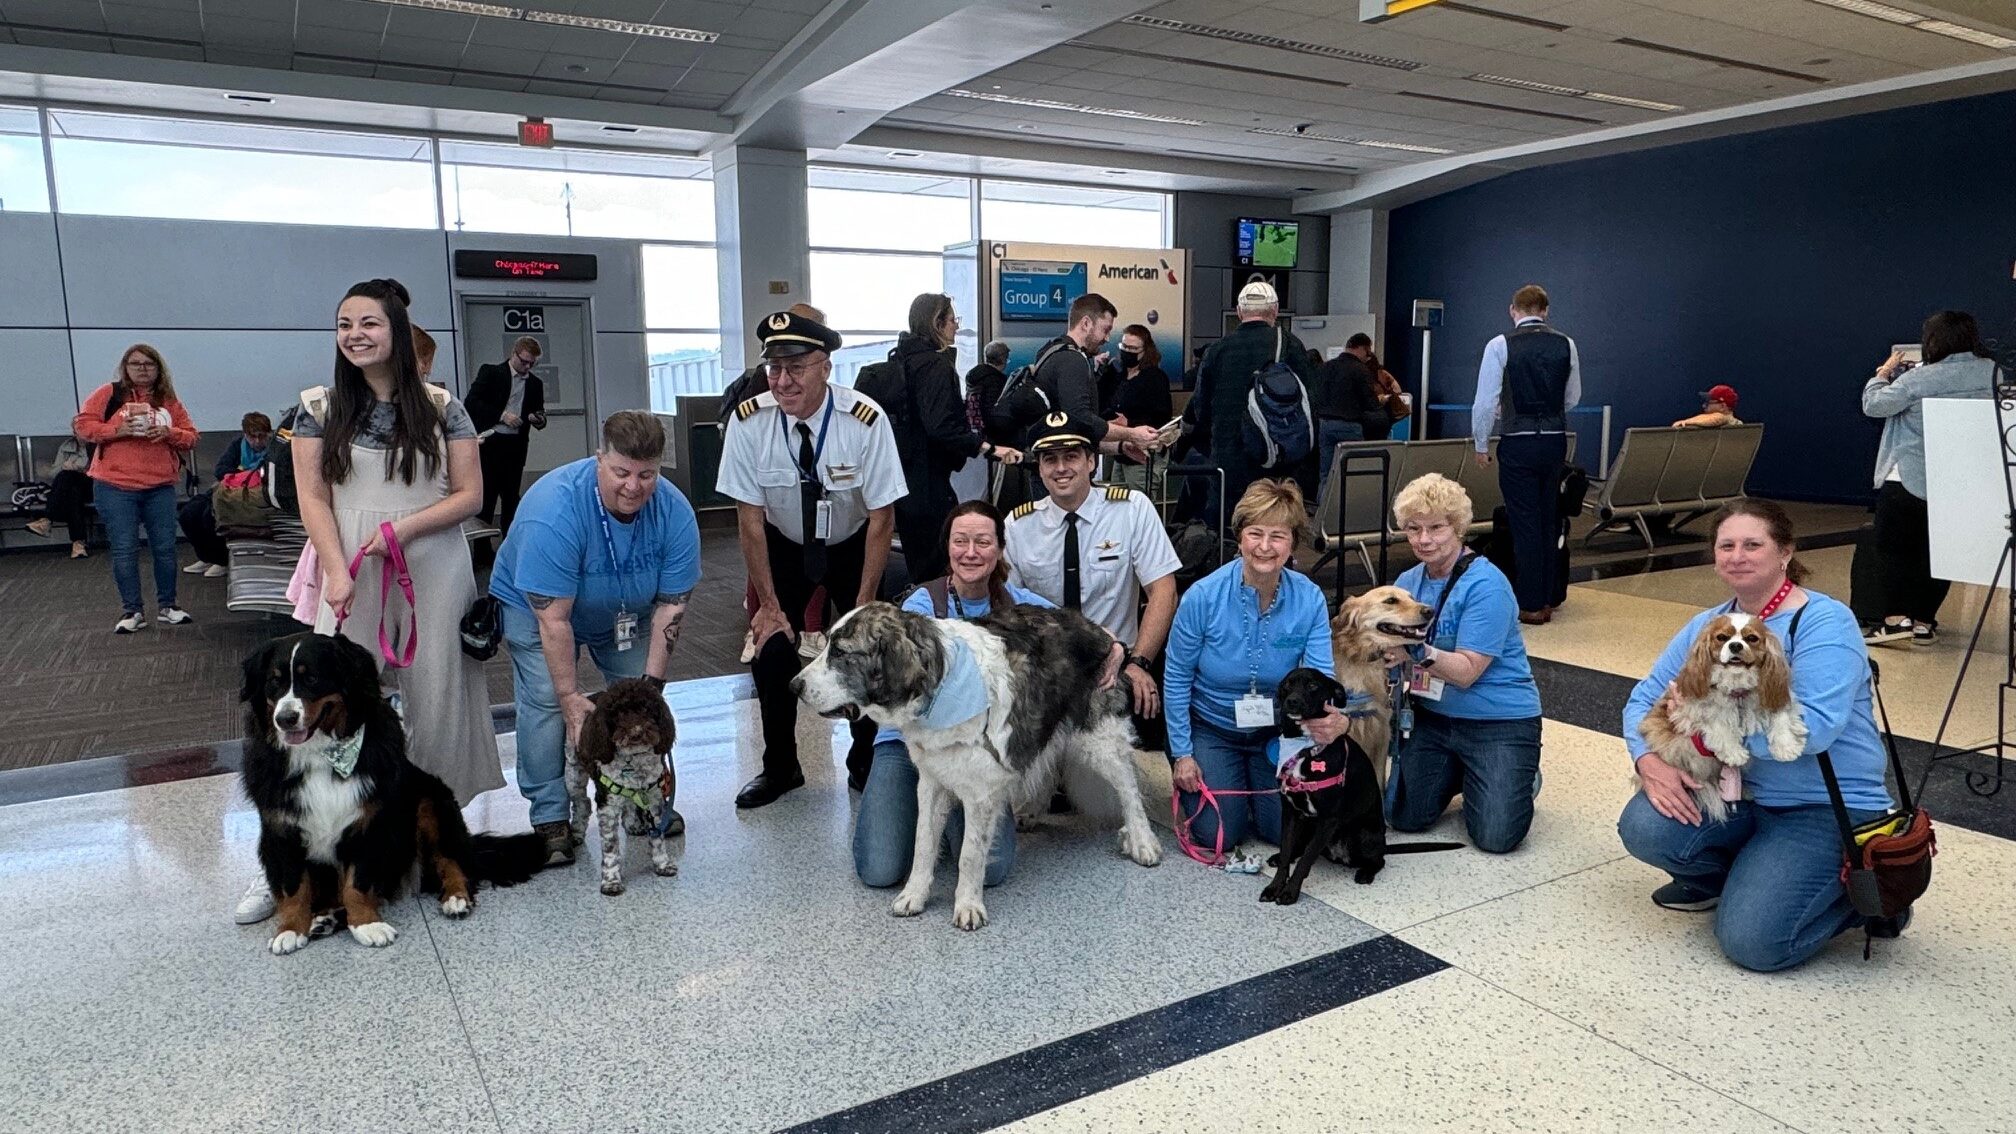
[240,631,546,956]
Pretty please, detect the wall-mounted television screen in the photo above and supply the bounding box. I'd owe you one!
[1235,217,1299,269]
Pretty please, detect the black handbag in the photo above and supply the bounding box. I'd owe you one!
[460,595,503,661]
[1815,656,1935,957]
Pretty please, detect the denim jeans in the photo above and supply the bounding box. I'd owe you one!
[1315,418,1365,506]
[1617,792,1883,972]
[1175,716,1283,851]
[504,602,647,827]
[95,483,179,614]
[1387,709,1542,853]
[853,739,1016,888]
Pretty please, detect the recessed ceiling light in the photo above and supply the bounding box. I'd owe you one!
[359,0,718,42]
[1916,19,2016,48]
[1470,73,1582,97]
[945,88,1206,126]
[1122,14,1422,70]
[1579,91,1685,112]
[1469,73,1683,112]
[1804,1,2016,49]
[1805,0,1922,23]
[1248,126,1454,154]
[225,93,274,103]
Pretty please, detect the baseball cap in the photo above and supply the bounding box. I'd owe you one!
[1700,384,1738,409]
[1236,280,1278,307]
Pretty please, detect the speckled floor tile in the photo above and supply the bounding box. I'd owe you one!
[1400,824,2016,1134]
[1290,719,1635,933]
[997,967,1797,1134]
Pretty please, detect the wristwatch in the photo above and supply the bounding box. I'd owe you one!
[1125,653,1153,672]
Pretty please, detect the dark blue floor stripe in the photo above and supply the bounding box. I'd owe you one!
[778,934,1446,1134]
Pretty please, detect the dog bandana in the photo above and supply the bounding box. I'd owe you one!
[918,636,989,730]
[326,727,364,778]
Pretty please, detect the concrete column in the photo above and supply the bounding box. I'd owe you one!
[712,145,809,373]
[1326,208,1388,341]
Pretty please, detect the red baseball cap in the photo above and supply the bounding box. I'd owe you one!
[1700,384,1738,409]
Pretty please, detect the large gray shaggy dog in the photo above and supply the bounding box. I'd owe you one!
[793,601,1161,930]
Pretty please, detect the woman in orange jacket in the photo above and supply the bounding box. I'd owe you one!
[73,344,198,633]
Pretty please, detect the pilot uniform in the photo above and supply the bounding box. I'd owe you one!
[718,311,906,806]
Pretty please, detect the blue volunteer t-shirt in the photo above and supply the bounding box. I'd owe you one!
[1395,556,1542,721]
[1163,560,1336,760]
[874,582,1055,746]
[490,458,701,639]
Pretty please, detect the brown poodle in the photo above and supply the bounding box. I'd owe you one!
[564,678,679,895]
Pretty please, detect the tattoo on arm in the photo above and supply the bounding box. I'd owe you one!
[659,604,688,651]
[528,592,558,610]
[655,590,693,607]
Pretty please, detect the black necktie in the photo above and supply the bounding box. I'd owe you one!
[797,423,826,583]
[1062,512,1081,611]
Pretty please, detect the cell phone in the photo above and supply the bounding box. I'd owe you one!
[1155,416,1183,441]
[1891,343,1922,363]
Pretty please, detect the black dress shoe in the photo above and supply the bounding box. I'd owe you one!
[735,771,805,809]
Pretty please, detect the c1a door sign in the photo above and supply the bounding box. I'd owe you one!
[503,306,546,333]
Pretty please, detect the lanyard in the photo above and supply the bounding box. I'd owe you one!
[1419,553,1479,648]
[593,478,647,587]
[781,394,836,485]
[1243,581,1278,694]
[1757,578,1796,619]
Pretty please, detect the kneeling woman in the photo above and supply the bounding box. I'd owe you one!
[1164,480,1340,852]
[1619,499,1898,972]
[1387,473,1544,854]
[853,500,1045,888]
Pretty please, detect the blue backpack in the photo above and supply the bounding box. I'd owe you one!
[1242,328,1314,469]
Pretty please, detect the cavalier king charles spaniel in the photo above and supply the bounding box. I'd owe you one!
[1636,612,1807,823]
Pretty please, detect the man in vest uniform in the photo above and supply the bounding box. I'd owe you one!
[1471,284,1581,625]
[718,310,905,808]
[1004,411,1182,749]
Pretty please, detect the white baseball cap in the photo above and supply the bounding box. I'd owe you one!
[1236,279,1278,306]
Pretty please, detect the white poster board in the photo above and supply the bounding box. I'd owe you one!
[1925,397,2014,586]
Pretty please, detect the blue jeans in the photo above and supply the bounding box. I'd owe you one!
[504,602,646,826]
[1176,717,1283,850]
[1387,709,1541,853]
[1315,418,1365,506]
[1618,793,1881,972]
[95,483,179,614]
[853,739,1016,888]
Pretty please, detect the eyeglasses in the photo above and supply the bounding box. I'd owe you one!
[126,360,159,370]
[764,360,825,380]
[1402,520,1452,536]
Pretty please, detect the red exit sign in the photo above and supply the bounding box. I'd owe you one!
[517,117,554,148]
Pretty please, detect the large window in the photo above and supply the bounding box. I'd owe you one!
[47,110,435,228]
[442,142,713,241]
[808,168,976,373]
[980,180,1168,248]
[642,243,723,413]
[0,106,48,213]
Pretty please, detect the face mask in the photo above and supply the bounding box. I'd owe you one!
[1119,349,1141,370]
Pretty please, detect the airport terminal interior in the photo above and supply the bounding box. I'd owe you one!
[3,2,2015,1132]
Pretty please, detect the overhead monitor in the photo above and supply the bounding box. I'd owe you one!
[1235,217,1300,269]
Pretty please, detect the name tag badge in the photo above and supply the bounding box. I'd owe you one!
[1235,694,1274,729]
[1406,665,1445,702]
[826,463,859,487]
[814,498,833,542]
[614,610,639,653]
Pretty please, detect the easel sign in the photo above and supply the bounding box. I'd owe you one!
[1925,398,2013,587]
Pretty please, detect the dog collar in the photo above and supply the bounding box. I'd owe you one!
[327,727,364,778]
[1689,733,1715,761]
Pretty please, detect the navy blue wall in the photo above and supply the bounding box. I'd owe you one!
[1384,88,2016,503]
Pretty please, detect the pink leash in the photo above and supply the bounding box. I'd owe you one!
[334,521,417,669]
[1173,756,1349,867]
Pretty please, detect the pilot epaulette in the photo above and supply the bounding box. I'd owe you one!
[1009,501,1038,521]
[735,397,762,421]
[850,401,879,426]
[1105,485,1135,502]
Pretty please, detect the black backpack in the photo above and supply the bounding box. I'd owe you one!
[995,339,1072,436]
[1241,328,1315,469]
[851,349,911,432]
[264,402,307,515]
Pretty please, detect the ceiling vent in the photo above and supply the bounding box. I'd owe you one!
[1121,15,1423,71]
[360,0,719,42]
[1248,126,1454,154]
[943,89,1205,127]
[1468,73,1683,112]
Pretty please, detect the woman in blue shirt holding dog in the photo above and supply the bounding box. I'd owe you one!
[1164,479,1341,852]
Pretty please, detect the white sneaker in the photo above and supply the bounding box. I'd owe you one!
[798,631,827,660]
[114,611,147,634]
[234,874,276,924]
[182,561,209,575]
[158,606,194,626]
[203,563,229,578]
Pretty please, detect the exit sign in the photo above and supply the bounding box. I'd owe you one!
[517,118,554,148]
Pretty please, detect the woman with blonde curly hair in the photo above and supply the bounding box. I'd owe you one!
[1388,472,1543,853]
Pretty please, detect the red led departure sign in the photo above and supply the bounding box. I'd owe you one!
[517,117,555,148]
[453,250,599,281]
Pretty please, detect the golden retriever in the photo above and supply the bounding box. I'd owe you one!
[1328,586,1434,788]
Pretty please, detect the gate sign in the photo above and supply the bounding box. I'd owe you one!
[999,260,1087,322]
[503,306,546,333]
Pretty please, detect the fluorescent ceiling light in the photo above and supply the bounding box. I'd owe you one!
[943,89,1205,127]
[1469,73,1683,112]
[1122,15,1423,71]
[1248,126,1454,154]
[1915,19,2016,48]
[1805,0,1922,23]
[361,0,719,42]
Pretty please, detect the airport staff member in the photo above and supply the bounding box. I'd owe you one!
[1471,283,1580,625]
[718,310,906,809]
[466,336,548,534]
[490,410,702,866]
[1005,411,1182,748]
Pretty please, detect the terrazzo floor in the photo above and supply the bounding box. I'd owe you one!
[3,570,2013,1134]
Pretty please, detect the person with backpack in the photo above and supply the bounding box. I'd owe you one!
[72,343,200,634]
[1186,281,1320,523]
